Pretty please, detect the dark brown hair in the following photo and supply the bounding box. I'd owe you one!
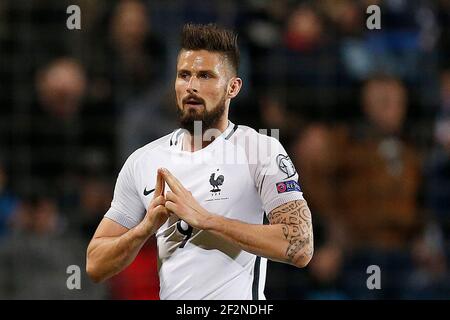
[180,23,240,75]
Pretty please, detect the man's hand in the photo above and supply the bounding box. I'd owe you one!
[157,168,313,268]
[159,168,212,230]
[86,170,172,283]
[136,170,170,236]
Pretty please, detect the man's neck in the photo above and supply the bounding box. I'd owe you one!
[182,118,229,152]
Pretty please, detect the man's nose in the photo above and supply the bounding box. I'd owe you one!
[186,76,199,93]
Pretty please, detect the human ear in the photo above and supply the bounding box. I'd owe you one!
[227,77,242,99]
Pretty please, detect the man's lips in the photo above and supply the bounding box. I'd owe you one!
[184,102,204,108]
[183,98,204,108]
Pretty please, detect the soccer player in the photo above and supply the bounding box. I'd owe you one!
[86,23,314,300]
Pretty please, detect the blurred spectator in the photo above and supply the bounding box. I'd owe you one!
[264,3,341,121]
[319,0,364,38]
[304,245,349,300]
[295,74,422,298]
[425,69,450,238]
[340,75,421,250]
[404,223,449,299]
[76,177,112,240]
[0,195,107,299]
[96,0,167,107]
[35,58,86,121]
[284,4,324,53]
[424,69,450,287]
[30,58,87,195]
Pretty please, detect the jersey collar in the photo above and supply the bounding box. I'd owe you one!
[169,120,238,150]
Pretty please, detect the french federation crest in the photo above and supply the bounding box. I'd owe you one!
[209,169,224,193]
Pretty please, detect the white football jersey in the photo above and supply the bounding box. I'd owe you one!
[105,121,304,300]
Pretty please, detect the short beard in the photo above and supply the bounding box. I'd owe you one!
[177,95,226,135]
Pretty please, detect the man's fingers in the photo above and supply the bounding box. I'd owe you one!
[154,171,165,197]
[148,195,165,210]
[159,168,184,195]
[165,201,178,214]
[165,190,178,202]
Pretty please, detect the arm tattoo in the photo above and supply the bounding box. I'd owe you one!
[268,200,313,265]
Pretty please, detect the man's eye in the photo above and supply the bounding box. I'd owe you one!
[199,73,210,79]
[179,72,189,79]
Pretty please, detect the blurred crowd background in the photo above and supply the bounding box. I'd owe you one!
[0,0,449,299]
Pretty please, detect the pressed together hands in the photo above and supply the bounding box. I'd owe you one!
[86,168,212,283]
[138,168,213,238]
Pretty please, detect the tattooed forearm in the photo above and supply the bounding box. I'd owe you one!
[268,200,313,267]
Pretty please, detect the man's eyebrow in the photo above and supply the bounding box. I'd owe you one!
[198,69,218,76]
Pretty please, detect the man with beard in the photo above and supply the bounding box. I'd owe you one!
[86,23,313,300]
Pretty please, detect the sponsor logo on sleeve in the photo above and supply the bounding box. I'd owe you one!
[276,180,301,194]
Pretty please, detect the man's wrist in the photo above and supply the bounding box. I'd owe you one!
[202,212,223,231]
[133,220,153,240]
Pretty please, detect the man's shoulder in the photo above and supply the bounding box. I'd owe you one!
[126,132,174,164]
[232,124,282,147]
[227,124,285,167]
[141,132,174,151]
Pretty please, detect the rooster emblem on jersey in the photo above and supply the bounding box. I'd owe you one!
[209,170,224,193]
